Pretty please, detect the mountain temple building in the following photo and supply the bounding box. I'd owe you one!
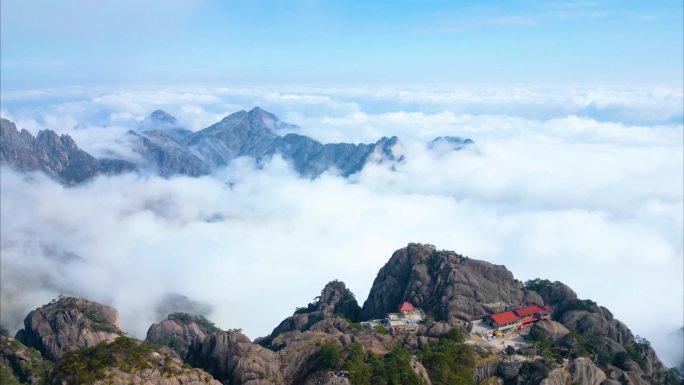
[469,304,553,338]
[486,304,552,332]
[360,301,426,330]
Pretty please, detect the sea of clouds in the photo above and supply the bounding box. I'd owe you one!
[1,85,682,366]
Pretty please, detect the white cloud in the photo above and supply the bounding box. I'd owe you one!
[0,85,682,367]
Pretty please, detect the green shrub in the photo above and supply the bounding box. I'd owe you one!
[314,342,341,370]
[382,347,423,385]
[343,343,372,385]
[168,313,220,334]
[348,323,364,332]
[51,337,162,384]
[419,330,475,385]
[373,325,389,335]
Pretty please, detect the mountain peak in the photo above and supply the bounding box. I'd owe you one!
[139,110,183,132]
[220,110,248,122]
[148,109,178,125]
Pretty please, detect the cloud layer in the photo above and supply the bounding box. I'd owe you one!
[0,85,682,367]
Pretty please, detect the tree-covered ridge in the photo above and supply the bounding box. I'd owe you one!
[51,337,215,385]
[309,329,475,385]
[167,312,221,334]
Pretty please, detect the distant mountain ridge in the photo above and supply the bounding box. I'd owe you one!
[1,108,473,183]
[0,118,135,184]
[132,107,406,178]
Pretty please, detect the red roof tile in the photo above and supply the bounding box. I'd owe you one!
[398,301,416,313]
[514,304,547,317]
[490,311,520,326]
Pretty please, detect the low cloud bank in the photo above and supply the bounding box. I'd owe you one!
[0,85,682,367]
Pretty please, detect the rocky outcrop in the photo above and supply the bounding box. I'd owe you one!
[0,118,134,183]
[15,296,123,361]
[540,368,570,385]
[261,280,360,346]
[570,357,607,385]
[145,313,220,356]
[523,291,545,306]
[317,280,361,320]
[530,320,570,342]
[186,331,284,385]
[523,279,577,306]
[361,243,525,323]
[0,334,52,384]
[276,332,343,384]
[557,309,633,346]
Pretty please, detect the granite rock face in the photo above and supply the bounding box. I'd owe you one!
[570,357,607,385]
[145,313,220,356]
[15,296,123,361]
[186,331,284,385]
[0,118,135,183]
[360,243,526,323]
[0,334,52,384]
[530,320,570,342]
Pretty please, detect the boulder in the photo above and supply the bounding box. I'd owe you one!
[530,320,570,342]
[15,296,122,361]
[570,357,607,385]
[186,331,284,385]
[421,321,452,338]
[540,368,570,385]
[145,312,219,356]
[523,291,545,307]
[517,360,550,385]
[523,279,577,306]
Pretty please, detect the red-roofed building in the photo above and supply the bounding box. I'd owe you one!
[398,301,416,314]
[514,305,552,324]
[384,301,425,329]
[489,311,520,331]
[484,305,553,333]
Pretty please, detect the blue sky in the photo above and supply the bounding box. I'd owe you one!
[1,0,682,88]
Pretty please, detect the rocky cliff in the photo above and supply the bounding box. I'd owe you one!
[361,243,531,323]
[0,118,135,184]
[15,296,123,361]
[146,312,221,356]
[3,244,679,385]
[0,332,52,385]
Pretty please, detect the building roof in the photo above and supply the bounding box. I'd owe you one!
[490,311,520,326]
[514,304,547,317]
[398,301,416,313]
